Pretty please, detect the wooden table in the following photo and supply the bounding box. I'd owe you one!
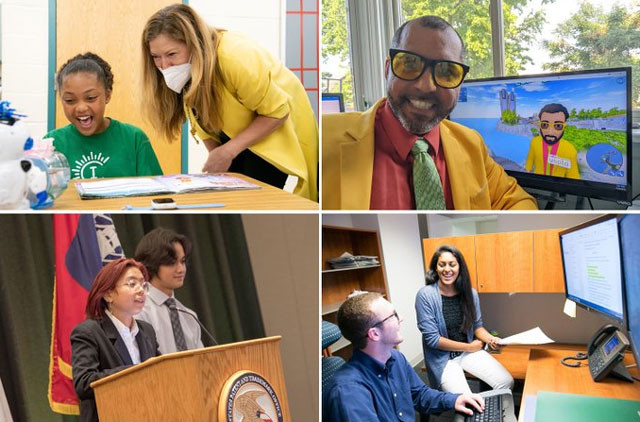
[50,173,318,210]
[420,344,552,380]
[519,347,640,421]
[421,344,639,421]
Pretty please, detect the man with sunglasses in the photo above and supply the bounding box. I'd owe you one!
[323,292,485,421]
[323,16,537,210]
[525,103,580,179]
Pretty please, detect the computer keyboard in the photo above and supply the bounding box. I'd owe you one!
[464,394,502,422]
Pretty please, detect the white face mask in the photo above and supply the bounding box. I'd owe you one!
[160,62,192,93]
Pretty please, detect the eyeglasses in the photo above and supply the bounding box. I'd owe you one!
[371,311,399,329]
[538,121,567,131]
[120,278,150,293]
[389,49,470,88]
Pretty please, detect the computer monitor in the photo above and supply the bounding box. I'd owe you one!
[449,67,632,204]
[322,93,345,114]
[559,215,624,323]
[619,214,640,367]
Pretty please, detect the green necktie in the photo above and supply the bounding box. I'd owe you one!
[411,137,446,210]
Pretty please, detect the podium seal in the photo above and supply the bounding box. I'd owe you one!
[219,370,283,421]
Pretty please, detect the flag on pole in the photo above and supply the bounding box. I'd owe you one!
[48,214,123,414]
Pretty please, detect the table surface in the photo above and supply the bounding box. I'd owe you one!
[519,347,640,421]
[50,173,318,210]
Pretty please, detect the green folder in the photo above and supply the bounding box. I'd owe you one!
[535,391,640,422]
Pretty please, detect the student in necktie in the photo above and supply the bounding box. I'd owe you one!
[134,228,204,354]
[71,258,161,422]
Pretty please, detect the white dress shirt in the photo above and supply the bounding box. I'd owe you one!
[136,284,204,354]
[104,309,141,364]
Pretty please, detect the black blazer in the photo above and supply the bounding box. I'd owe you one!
[71,316,161,422]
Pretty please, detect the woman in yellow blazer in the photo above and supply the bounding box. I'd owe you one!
[141,4,318,201]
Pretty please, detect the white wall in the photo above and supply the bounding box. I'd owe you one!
[427,213,600,237]
[322,214,354,228]
[0,0,284,171]
[0,0,48,138]
[484,213,599,233]
[376,214,426,366]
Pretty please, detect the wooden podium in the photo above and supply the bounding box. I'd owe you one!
[90,336,290,421]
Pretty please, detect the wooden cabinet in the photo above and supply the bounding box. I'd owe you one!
[533,229,566,292]
[475,231,534,292]
[422,235,478,290]
[322,226,388,359]
[423,229,566,293]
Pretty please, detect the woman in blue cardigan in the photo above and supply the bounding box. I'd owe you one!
[415,245,513,394]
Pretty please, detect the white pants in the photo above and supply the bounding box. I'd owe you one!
[440,350,514,394]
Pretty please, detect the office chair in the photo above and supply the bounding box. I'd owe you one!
[322,320,346,390]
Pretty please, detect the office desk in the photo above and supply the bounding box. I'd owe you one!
[519,347,640,421]
[50,173,318,210]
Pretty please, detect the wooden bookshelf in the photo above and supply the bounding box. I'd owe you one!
[322,225,389,360]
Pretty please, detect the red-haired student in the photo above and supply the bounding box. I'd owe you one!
[71,258,161,422]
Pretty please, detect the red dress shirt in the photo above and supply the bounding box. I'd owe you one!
[370,100,453,209]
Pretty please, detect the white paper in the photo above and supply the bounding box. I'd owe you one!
[563,298,577,318]
[498,327,554,345]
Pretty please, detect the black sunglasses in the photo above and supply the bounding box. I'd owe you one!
[389,48,470,88]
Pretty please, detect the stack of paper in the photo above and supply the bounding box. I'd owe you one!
[498,327,554,345]
[328,252,380,269]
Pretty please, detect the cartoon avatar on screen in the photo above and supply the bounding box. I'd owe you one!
[525,103,580,179]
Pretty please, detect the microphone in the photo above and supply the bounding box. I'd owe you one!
[168,303,219,346]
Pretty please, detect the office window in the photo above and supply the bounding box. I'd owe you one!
[286,0,320,117]
[510,0,640,108]
[401,0,496,79]
[401,0,561,80]
[322,0,355,111]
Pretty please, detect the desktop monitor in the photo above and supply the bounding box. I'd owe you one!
[619,214,640,367]
[449,67,632,204]
[559,215,624,323]
[322,93,345,114]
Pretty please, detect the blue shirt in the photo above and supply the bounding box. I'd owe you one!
[415,282,483,389]
[323,348,458,421]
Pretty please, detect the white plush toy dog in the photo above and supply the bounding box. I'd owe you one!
[0,102,33,209]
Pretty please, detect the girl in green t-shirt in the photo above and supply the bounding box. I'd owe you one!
[46,53,163,179]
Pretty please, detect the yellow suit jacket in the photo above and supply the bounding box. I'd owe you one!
[322,99,537,210]
[525,136,580,179]
[186,31,318,201]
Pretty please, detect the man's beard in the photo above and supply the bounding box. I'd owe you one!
[542,132,563,145]
[387,86,454,135]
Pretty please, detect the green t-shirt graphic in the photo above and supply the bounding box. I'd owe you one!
[46,118,163,179]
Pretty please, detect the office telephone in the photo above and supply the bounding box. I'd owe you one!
[586,324,633,382]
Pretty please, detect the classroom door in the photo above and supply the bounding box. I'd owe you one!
[55,0,180,175]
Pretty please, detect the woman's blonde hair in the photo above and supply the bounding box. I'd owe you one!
[141,4,223,142]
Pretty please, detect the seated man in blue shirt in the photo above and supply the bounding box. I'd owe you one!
[323,292,484,421]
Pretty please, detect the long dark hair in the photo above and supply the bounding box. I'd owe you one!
[425,245,476,332]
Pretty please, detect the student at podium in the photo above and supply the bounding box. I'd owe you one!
[71,258,161,422]
[134,228,204,353]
